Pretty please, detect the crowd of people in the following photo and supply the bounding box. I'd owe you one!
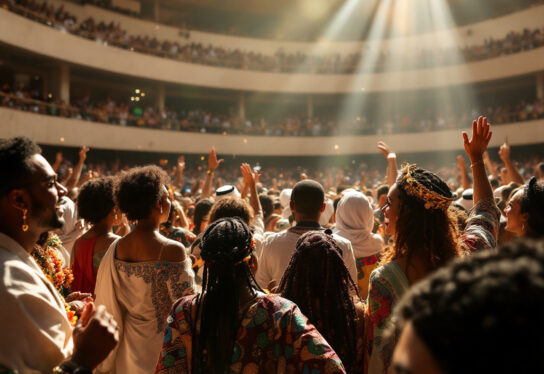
[2,81,544,137]
[1,114,544,372]
[3,0,544,74]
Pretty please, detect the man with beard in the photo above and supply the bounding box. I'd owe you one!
[0,137,118,373]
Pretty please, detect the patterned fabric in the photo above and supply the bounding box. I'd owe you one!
[355,255,380,300]
[115,261,195,333]
[155,294,346,374]
[460,197,501,253]
[364,197,500,374]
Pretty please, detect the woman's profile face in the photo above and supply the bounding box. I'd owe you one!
[504,190,527,236]
[382,183,401,236]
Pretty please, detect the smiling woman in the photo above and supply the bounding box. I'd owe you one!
[364,117,501,374]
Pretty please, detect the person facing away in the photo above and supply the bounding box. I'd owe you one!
[0,136,117,373]
[391,238,544,374]
[155,217,346,374]
[94,165,195,374]
[256,179,357,289]
[279,230,366,373]
[71,176,122,294]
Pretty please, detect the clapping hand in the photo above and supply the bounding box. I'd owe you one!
[208,147,223,172]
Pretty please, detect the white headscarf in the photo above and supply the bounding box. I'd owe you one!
[334,190,384,258]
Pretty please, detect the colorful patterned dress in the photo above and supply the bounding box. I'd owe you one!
[155,294,346,374]
[365,197,501,374]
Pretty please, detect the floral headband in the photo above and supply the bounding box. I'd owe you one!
[398,163,455,211]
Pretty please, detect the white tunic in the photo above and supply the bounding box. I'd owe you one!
[95,239,195,374]
[0,232,73,373]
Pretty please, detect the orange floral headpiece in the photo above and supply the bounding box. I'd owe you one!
[398,163,455,211]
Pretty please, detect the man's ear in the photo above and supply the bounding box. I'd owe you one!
[289,200,295,212]
[320,202,326,213]
[6,189,28,212]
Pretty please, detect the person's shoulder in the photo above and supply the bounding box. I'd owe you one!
[0,255,51,298]
[262,230,292,247]
[161,239,188,263]
[331,233,352,247]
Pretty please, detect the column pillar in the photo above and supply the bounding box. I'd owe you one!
[157,83,165,111]
[537,71,544,100]
[50,64,70,104]
[307,95,313,119]
[153,0,160,22]
[59,63,70,105]
[238,92,246,121]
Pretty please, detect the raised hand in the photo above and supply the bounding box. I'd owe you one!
[208,147,223,172]
[462,116,492,162]
[377,141,393,159]
[456,155,466,170]
[240,163,256,186]
[177,155,185,171]
[498,142,511,163]
[56,151,63,164]
[79,146,90,162]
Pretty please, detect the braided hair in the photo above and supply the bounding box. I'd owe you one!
[382,167,462,273]
[192,217,263,374]
[278,230,360,373]
[519,177,544,237]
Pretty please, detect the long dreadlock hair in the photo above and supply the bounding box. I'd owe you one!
[381,167,463,273]
[278,230,360,373]
[192,217,263,374]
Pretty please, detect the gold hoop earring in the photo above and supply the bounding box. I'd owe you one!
[22,209,29,232]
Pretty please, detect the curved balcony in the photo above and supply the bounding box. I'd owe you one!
[2,107,543,156]
[2,7,544,94]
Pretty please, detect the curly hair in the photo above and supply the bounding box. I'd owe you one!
[0,137,42,196]
[393,239,544,374]
[381,167,462,274]
[209,197,254,225]
[192,217,263,374]
[518,177,544,237]
[77,177,116,224]
[278,231,360,373]
[114,165,170,220]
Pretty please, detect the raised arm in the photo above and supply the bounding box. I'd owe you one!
[240,163,263,216]
[377,141,398,187]
[462,116,493,204]
[65,146,89,190]
[457,155,472,190]
[52,152,63,173]
[498,142,524,185]
[174,155,185,189]
[201,147,223,199]
[483,151,499,179]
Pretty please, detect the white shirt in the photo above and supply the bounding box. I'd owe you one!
[256,225,357,289]
[0,232,73,373]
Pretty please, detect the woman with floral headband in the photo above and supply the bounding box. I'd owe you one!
[365,117,501,374]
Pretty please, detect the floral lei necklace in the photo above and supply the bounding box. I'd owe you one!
[32,233,77,326]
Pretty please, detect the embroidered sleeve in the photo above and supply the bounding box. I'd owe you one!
[461,197,501,253]
[168,260,196,301]
[284,303,346,373]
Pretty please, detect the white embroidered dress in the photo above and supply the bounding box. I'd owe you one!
[95,238,195,374]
